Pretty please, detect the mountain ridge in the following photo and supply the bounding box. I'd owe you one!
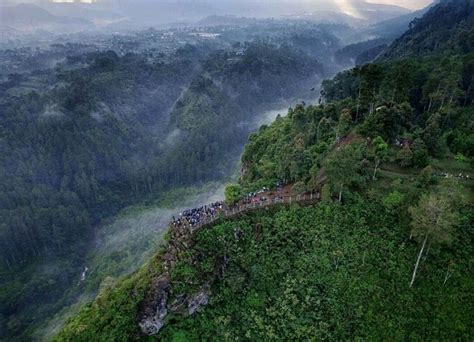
[0,3,93,32]
[55,0,473,339]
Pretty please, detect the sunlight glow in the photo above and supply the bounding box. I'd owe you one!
[334,0,364,19]
[50,0,98,3]
[366,0,433,10]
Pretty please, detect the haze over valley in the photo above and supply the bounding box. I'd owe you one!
[1,1,472,341]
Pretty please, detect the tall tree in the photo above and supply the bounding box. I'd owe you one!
[372,136,388,180]
[322,143,366,202]
[408,194,458,287]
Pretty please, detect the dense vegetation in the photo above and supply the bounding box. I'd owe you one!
[334,38,389,66]
[56,189,473,341]
[56,1,473,340]
[0,38,325,339]
[380,0,473,60]
[138,198,473,340]
[242,54,473,190]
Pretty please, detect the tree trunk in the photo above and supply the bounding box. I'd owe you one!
[423,242,432,262]
[464,84,471,106]
[373,159,379,180]
[338,183,343,203]
[356,86,361,120]
[443,267,451,286]
[410,234,428,288]
[427,97,433,112]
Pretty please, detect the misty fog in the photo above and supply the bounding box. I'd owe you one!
[0,0,437,340]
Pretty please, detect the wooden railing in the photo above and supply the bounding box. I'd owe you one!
[182,192,321,233]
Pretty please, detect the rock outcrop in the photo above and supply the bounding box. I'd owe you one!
[137,220,212,336]
[138,189,320,336]
[138,275,170,335]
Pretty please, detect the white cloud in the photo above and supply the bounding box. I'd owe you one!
[365,0,433,10]
[334,0,363,18]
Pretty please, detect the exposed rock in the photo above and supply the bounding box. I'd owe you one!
[138,276,170,335]
[187,287,210,315]
[169,294,188,315]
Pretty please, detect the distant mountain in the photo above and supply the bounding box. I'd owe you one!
[37,1,124,26]
[359,2,435,41]
[0,3,92,32]
[380,0,474,60]
[283,1,411,25]
[334,38,391,66]
[19,0,411,28]
[197,15,261,27]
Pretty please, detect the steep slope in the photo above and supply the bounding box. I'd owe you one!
[55,1,474,339]
[359,3,434,41]
[56,200,474,341]
[332,3,434,67]
[0,38,327,340]
[380,0,474,60]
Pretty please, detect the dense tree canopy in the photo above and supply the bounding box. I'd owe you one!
[0,40,326,340]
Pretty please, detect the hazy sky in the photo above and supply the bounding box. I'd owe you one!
[366,0,433,10]
[7,0,434,11]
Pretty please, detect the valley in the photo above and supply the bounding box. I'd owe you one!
[2,0,473,341]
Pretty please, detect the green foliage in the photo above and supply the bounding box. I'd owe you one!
[411,138,430,168]
[14,2,474,338]
[322,142,368,201]
[380,0,474,60]
[337,109,352,137]
[372,136,389,179]
[0,41,326,340]
[242,50,472,193]
[397,147,413,168]
[373,136,388,156]
[409,194,459,247]
[455,153,467,162]
[419,165,436,185]
[320,184,332,202]
[359,103,411,140]
[383,191,405,213]
[291,181,307,195]
[54,252,165,341]
[224,184,242,205]
[58,199,474,340]
[55,255,163,342]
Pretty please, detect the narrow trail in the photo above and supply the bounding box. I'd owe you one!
[169,184,320,234]
[194,190,320,232]
[139,185,322,335]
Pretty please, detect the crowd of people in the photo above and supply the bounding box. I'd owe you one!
[241,187,270,204]
[169,181,305,231]
[171,201,224,230]
[436,171,471,180]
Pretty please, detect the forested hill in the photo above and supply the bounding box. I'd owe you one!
[0,39,325,340]
[379,0,473,60]
[56,1,473,340]
[0,42,323,271]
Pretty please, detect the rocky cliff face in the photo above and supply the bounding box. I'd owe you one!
[137,222,214,335]
[138,275,170,335]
